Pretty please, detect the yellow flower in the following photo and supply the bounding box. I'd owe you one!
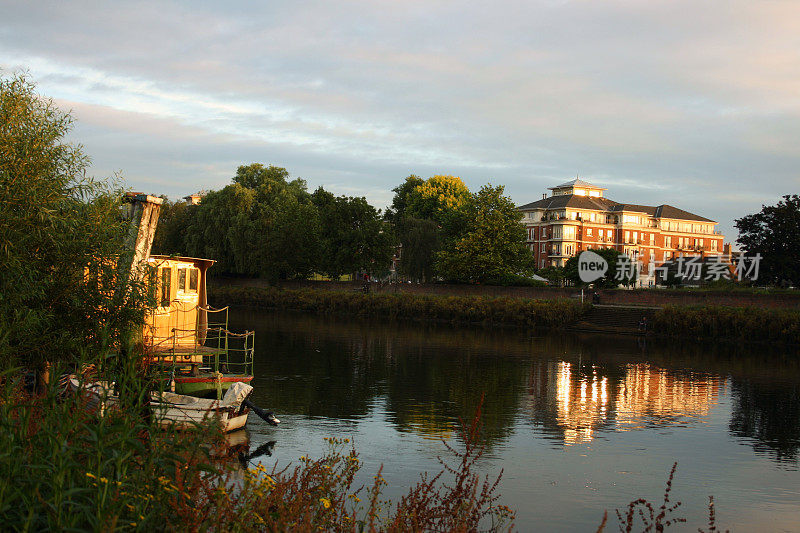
[99,477,109,484]
[85,472,96,479]
[320,497,331,509]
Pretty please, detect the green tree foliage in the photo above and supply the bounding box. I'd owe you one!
[151,196,191,255]
[232,163,290,189]
[397,217,440,282]
[312,187,394,279]
[0,73,148,368]
[184,165,321,282]
[436,184,534,283]
[563,248,623,288]
[385,174,424,224]
[735,195,800,285]
[406,174,470,223]
[387,175,469,282]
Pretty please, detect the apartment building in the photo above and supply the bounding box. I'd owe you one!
[518,178,725,284]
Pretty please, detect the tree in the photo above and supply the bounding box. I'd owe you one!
[563,248,623,288]
[406,175,470,223]
[385,174,424,224]
[0,73,149,368]
[397,217,440,282]
[735,195,800,285]
[232,163,290,190]
[312,188,394,279]
[151,196,192,255]
[184,166,321,281]
[436,184,534,283]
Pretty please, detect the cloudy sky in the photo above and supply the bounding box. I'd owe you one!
[2,1,799,238]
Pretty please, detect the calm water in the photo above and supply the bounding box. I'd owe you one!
[231,308,800,532]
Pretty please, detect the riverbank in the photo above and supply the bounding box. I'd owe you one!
[218,277,800,309]
[210,283,800,344]
[208,285,589,329]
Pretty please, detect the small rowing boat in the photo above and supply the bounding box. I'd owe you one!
[68,378,278,432]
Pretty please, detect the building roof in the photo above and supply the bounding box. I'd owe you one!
[518,194,716,223]
[548,178,607,191]
[609,203,657,215]
[654,205,715,222]
[517,194,615,211]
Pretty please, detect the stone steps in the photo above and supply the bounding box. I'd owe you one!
[574,305,658,333]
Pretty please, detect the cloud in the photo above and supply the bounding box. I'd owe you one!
[2,0,800,240]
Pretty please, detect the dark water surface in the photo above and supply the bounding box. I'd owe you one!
[232,308,800,532]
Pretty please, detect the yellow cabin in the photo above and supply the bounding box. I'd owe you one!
[145,255,213,353]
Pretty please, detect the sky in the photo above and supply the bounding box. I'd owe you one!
[2,1,799,240]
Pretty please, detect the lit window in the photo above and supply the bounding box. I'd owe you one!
[189,269,199,292]
[160,267,172,307]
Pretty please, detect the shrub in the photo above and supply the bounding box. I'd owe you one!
[652,305,800,344]
[208,286,590,329]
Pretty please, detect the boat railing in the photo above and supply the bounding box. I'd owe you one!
[147,304,254,376]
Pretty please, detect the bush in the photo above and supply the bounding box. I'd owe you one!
[208,286,589,329]
[652,305,800,344]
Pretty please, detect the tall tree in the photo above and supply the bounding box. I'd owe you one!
[436,184,534,283]
[397,217,440,282]
[735,195,800,285]
[385,174,424,224]
[406,175,470,223]
[312,187,394,279]
[184,166,321,281]
[0,73,149,368]
[232,164,290,190]
[151,196,192,255]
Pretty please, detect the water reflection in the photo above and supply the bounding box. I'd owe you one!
[615,364,722,429]
[730,380,800,466]
[232,309,800,466]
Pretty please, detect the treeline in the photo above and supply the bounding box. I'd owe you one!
[154,170,537,285]
[153,164,393,282]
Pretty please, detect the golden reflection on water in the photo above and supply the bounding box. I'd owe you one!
[530,361,725,445]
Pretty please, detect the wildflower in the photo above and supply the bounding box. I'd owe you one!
[320,497,331,509]
[85,472,96,479]
[99,477,109,484]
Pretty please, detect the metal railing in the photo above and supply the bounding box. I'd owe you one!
[145,304,254,377]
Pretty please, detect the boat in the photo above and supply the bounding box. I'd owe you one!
[144,254,255,399]
[67,378,277,432]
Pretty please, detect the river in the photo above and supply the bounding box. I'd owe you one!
[230,307,800,531]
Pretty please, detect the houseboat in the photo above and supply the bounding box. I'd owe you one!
[144,255,254,398]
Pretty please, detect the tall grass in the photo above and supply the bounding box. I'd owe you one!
[0,362,227,531]
[209,285,590,329]
[653,305,800,344]
[0,369,516,532]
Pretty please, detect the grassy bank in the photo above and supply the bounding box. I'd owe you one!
[653,305,800,344]
[208,285,590,329]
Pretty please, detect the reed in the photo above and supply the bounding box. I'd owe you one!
[209,285,590,329]
[652,305,800,344]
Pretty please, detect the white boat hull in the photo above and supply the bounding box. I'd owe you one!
[68,377,253,433]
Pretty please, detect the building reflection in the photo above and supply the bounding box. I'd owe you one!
[525,361,723,445]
